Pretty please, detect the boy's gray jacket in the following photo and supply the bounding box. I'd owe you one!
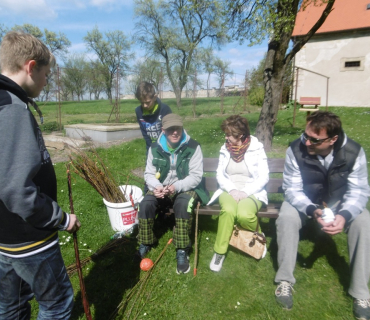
[144,130,203,193]
[0,75,69,258]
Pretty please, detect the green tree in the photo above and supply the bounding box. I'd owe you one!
[0,24,8,43]
[84,26,134,102]
[85,60,107,100]
[61,54,88,102]
[12,24,71,57]
[134,0,227,108]
[128,58,167,94]
[226,0,335,151]
[213,57,233,113]
[213,58,233,91]
[201,47,216,97]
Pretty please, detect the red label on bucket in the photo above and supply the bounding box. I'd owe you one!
[121,209,137,225]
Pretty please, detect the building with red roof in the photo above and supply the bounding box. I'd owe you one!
[292,0,370,107]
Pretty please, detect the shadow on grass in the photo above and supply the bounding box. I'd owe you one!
[70,236,140,320]
[70,213,184,320]
[297,220,350,291]
[267,218,350,291]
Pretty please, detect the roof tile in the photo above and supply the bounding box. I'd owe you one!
[292,0,370,36]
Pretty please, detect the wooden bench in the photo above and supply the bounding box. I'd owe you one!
[299,97,321,117]
[170,158,285,219]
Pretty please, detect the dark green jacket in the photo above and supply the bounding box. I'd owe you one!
[149,133,209,204]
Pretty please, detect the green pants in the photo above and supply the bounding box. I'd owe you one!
[214,192,262,255]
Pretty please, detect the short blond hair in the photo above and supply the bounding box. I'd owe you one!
[0,31,55,73]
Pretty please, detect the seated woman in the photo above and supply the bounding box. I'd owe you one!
[208,115,269,272]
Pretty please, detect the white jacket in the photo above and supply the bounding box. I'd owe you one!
[207,135,269,205]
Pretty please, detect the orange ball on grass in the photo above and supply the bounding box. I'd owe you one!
[140,258,154,271]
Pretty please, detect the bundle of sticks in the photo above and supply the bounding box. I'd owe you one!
[68,144,127,203]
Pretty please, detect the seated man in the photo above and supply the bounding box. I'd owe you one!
[274,111,370,320]
[136,114,209,274]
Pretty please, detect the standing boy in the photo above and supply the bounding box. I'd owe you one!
[135,81,172,151]
[136,114,209,274]
[274,111,370,320]
[0,31,81,320]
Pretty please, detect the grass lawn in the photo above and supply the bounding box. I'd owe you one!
[30,99,370,319]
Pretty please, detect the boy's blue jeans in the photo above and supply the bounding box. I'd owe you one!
[0,244,74,320]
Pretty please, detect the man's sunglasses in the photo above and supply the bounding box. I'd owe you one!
[301,132,331,145]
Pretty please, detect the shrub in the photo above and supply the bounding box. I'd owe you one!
[41,121,61,133]
[248,87,265,106]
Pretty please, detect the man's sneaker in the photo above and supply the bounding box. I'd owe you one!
[137,244,151,259]
[275,281,294,310]
[176,249,190,274]
[353,298,370,320]
[210,253,225,272]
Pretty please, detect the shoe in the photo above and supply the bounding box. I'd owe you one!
[275,281,294,310]
[137,244,151,259]
[176,249,190,274]
[210,253,225,272]
[353,298,370,320]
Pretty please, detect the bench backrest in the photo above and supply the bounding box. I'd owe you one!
[203,158,285,194]
[299,97,321,105]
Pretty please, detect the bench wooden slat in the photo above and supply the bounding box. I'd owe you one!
[169,203,281,219]
[300,108,319,112]
[267,158,285,172]
[203,158,219,171]
[299,97,321,105]
[167,158,285,219]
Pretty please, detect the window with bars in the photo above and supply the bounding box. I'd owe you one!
[341,57,364,71]
[345,61,361,68]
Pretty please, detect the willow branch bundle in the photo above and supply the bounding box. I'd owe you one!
[193,201,200,276]
[109,238,173,320]
[67,165,92,320]
[68,144,127,203]
[66,237,129,276]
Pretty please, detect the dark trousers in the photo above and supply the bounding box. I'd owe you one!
[137,191,197,249]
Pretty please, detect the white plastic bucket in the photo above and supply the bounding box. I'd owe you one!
[103,185,143,232]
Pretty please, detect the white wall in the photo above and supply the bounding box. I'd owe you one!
[294,30,370,107]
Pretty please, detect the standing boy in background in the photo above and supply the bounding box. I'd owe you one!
[0,31,81,320]
[135,81,172,151]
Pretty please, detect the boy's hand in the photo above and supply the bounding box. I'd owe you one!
[154,186,165,198]
[66,214,81,233]
[164,185,175,195]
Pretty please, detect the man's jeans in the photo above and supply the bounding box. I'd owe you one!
[0,244,74,320]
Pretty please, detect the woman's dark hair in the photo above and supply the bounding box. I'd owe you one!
[135,81,157,100]
[221,115,250,141]
[306,111,342,137]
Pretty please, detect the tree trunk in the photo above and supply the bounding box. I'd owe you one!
[254,0,335,152]
[255,39,288,152]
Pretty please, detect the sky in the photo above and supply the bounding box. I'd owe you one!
[0,0,268,93]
